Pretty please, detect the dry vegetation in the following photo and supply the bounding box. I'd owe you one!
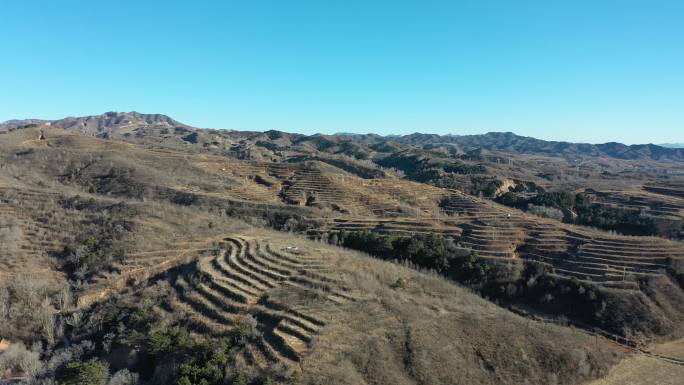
[587,355,684,385]
[296,243,623,385]
[2,119,684,384]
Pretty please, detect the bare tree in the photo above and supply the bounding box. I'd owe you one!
[56,284,73,312]
[40,297,56,345]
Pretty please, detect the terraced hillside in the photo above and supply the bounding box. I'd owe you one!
[0,187,74,283]
[72,230,628,384]
[194,160,418,215]
[526,227,684,287]
[3,126,683,303]
[165,236,354,369]
[2,119,684,383]
[644,182,684,199]
[314,186,684,287]
[2,125,683,299]
[581,188,684,238]
[588,189,684,218]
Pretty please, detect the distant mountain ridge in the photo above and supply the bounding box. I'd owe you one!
[0,111,193,136]
[2,112,683,162]
[660,143,684,149]
[375,131,684,161]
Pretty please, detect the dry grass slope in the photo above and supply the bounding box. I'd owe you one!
[2,123,684,383]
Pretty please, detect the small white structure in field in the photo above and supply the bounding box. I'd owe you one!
[0,338,9,352]
[285,246,299,252]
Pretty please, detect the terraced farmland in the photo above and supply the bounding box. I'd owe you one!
[525,230,684,287]
[0,187,73,281]
[280,168,348,207]
[313,186,684,287]
[166,236,354,369]
[583,189,684,237]
[644,182,684,199]
[593,190,684,217]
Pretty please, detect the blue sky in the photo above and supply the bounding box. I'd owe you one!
[1,1,682,144]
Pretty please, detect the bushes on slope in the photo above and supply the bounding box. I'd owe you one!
[59,197,135,280]
[495,191,670,236]
[337,230,684,339]
[340,231,488,282]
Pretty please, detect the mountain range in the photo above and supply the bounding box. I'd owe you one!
[660,143,684,149]
[3,112,684,162]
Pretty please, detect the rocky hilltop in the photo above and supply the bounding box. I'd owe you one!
[1,111,193,136]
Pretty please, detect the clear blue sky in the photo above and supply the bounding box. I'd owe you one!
[1,1,682,144]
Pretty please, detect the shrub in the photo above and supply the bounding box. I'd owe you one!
[0,218,22,256]
[147,325,193,355]
[182,132,199,144]
[395,233,450,272]
[342,231,395,257]
[0,342,42,380]
[107,369,138,385]
[0,277,54,342]
[495,192,524,208]
[58,359,109,385]
[527,204,564,221]
[231,315,260,346]
[448,253,490,286]
[342,231,452,271]
[389,277,408,290]
[531,191,576,210]
[174,339,232,385]
[58,200,133,279]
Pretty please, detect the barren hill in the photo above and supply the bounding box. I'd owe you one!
[0,111,193,137]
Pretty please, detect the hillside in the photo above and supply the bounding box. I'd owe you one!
[383,132,684,162]
[0,112,193,137]
[1,114,684,384]
[5,114,684,162]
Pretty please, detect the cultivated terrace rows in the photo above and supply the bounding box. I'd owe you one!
[0,187,75,280]
[166,236,355,370]
[587,189,684,218]
[644,182,684,199]
[159,156,684,289]
[311,186,684,287]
